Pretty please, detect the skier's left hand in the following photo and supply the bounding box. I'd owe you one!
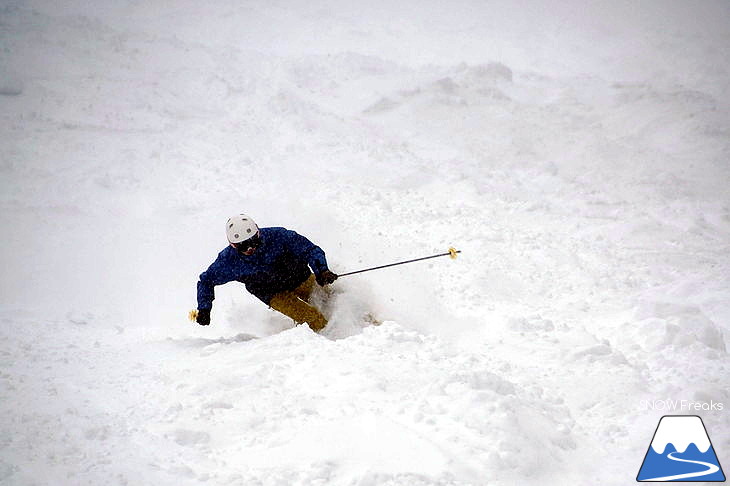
[316,269,338,286]
[196,308,211,326]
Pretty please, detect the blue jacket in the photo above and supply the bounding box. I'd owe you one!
[197,227,330,309]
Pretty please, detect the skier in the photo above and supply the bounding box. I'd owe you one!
[195,214,338,331]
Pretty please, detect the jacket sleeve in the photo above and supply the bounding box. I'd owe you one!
[284,229,329,276]
[197,252,235,310]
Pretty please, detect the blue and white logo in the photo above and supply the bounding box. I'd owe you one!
[637,415,726,482]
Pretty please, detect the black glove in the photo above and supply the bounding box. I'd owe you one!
[196,308,211,326]
[316,269,338,286]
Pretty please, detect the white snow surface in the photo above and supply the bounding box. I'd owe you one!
[1,0,729,485]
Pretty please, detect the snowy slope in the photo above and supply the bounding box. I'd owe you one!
[1,1,729,485]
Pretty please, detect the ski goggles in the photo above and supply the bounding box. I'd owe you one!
[232,232,261,254]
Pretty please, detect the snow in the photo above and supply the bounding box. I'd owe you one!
[1,0,729,485]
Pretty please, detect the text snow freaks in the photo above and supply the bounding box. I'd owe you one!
[640,400,724,412]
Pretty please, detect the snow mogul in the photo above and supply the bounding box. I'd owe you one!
[194,214,338,331]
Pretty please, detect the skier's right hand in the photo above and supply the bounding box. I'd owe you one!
[316,269,338,286]
[196,308,211,326]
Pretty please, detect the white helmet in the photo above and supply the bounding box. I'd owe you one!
[226,214,259,243]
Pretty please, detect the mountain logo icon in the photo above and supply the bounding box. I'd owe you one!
[637,415,726,482]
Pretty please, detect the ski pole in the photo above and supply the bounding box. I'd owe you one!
[339,247,461,277]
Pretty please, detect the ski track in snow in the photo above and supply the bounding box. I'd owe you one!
[1,0,729,485]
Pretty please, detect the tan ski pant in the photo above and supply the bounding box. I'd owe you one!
[269,274,327,331]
